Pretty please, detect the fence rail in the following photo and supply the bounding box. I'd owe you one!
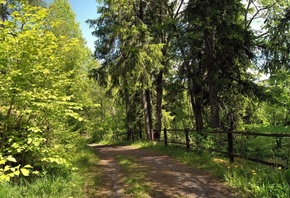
[113,128,290,169]
[204,130,290,137]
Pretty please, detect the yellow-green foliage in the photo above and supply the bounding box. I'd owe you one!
[0,2,97,181]
[0,155,33,181]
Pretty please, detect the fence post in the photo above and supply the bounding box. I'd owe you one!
[127,129,130,141]
[139,130,142,140]
[185,128,190,151]
[164,128,168,146]
[228,131,234,163]
[151,129,154,141]
[132,130,135,142]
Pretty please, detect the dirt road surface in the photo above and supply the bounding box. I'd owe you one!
[89,144,238,198]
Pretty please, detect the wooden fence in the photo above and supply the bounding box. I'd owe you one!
[114,128,290,169]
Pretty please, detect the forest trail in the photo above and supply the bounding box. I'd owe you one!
[89,144,238,198]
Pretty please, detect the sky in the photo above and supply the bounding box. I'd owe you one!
[45,0,99,52]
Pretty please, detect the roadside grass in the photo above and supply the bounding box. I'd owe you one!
[133,141,290,198]
[76,146,102,198]
[0,174,83,198]
[0,143,101,198]
[116,155,151,197]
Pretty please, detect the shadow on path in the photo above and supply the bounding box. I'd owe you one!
[89,144,237,198]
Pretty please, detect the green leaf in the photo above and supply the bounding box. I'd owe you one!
[27,138,33,144]
[0,174,10,181]
[8,173,15,177]
[23,164,33,169]
[4,165,11,172]
[32,170,39,175]
[0,159,6,165]
[20,168,30,176]
[14,170,20,176]
[6,156,16,162]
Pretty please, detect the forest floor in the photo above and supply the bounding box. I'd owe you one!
[85,144,238,198]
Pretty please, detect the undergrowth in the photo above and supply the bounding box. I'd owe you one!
[0,141,100,198]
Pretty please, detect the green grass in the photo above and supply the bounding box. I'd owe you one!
[0,143,101,198]
[0,168,84,198]
[242,124,290,133]
[77,146,103,198]
[116,155,151,197]
[132,141,290,198]
[0,174,83,198]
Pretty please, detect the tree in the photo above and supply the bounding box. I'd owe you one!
[180,0,257,130]
[0,1,99,181]
[241,1,290,128]
[88,0,284,135]
[142,0,174,136]
[0,0,46,22]
[47,0,102,138]
[88,0,163,139]
[262,2,290,73]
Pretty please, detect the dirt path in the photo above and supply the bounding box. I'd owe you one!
[90,144,237,198]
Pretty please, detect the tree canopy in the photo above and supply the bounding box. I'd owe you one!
[0,0,99,181]
[87,0,290,135]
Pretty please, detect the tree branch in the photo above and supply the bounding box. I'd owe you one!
[246,2,277,30]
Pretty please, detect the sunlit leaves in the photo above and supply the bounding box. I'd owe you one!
[0,155,33,181]
[5,155,16,163]
[20,167,29,176]
[0,2,97,182]
[259,1,290,73]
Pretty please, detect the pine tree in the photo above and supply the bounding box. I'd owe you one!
[88,0,163,139]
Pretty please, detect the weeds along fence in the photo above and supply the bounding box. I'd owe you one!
[113,128,290,169]
[112,129,143,142]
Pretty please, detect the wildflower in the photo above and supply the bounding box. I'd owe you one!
[251,170,256,175]
[278,167,282,170]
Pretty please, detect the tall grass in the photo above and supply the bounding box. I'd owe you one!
[0,174,83,198]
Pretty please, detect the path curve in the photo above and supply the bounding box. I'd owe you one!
[90,144,237,198]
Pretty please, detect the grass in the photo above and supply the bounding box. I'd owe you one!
[116,155,151,197]
[242,124,290,134]
[0,174,83,198]
[7,132,285,198]
[75,146,102,198]
[0,169,84,198]
[132,141,290,198]
[0,143,101,198]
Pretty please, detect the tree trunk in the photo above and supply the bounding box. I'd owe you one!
[204,3,220,128]
[155,70,163,137]
[142,89,153,140]
[192,98,204,132]
[0,3,7,22]
[284,108,290,126]
[125,87,131,132]
[208,77,219,128]
[189,84,204,132]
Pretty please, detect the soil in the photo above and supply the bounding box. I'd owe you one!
[89,144,238,198]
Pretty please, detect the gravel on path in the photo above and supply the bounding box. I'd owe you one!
[90,144,238,198]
